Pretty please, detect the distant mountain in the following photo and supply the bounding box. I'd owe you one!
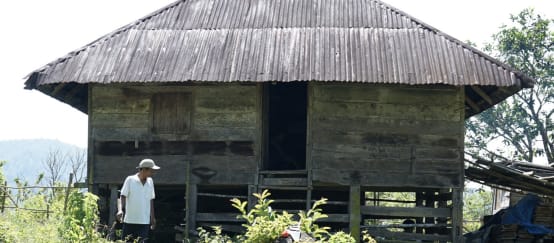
[0,139,85,185]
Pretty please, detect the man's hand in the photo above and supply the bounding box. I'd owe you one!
[150,218,156,230]
[116,210,124,222]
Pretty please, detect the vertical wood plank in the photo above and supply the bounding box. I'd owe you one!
[424,190,435,234]
[415,192,424,234]
[88,85,94,192]
[452,188,463,243]
[453,86,465,242]
[248,184,257,212]
[63,173,74,213]
[187,184,198,237]
[255,84,263,185]
[108,184,118,225]
[1,181,6,213]
[349,185,361,242]
[437,189,449,242]
[306,83,314,210]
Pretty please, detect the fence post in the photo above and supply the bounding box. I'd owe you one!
[63,173,74,213]
[1,181,6,213]
[46,203,50,219]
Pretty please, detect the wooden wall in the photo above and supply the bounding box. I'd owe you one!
[309,84,465,188]
[90,84,259,185]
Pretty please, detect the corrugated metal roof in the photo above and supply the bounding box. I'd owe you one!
[24,0,534,116]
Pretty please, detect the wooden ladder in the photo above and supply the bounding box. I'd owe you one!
[257,170,313,211]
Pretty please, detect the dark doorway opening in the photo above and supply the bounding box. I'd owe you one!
[265,82,308,170]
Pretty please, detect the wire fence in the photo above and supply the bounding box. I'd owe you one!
[0,173,79,218]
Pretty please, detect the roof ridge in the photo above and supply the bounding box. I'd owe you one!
[373,0,534,87]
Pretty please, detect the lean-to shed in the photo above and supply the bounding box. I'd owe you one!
[25,0,534,242]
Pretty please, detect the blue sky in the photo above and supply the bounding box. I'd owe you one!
[0,0,552,148]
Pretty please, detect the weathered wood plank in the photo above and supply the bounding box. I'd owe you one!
[312,130,460,148]
[191,154,257,171]
[313,116,463,136]
[192,126,256,140]
[313,84,459,106]
[94,155,188,184]
[195,97,257,113]
[320,213,349,223]
[261,177,307,186]
[363,229,450,242]
[312,170,461,188]
[92,97,150,114]
[93,127,150,140]
[91,113,149,128]
[194,85,257,99]
[361,206,451,218]
[189,157,256,185]
[312,100,461,121]
[312,154,460,174]
[194,112,256,127]
[196,213,244,222]
[349,185,361,240]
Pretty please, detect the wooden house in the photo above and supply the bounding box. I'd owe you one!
[25,0,534,242]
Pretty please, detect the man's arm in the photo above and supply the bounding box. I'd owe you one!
[150,199,156,229]
[116,196,126,222]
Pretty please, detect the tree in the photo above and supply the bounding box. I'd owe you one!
[67,149,86,183]
[466,8,554,163]
[43,149,68,189]
[463,187,493,233]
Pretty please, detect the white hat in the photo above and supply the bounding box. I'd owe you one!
[136,159,160,170]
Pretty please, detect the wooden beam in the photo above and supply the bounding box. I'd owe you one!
[187,184,197,237]
[50,83,67,97]
[197,223,245,233]
[363,229,450,242]
[465,96,481,113]
[196,213,244,222]
[451,188,463,243]
[361,206,451,218]
[248,185,256,212]
[108,184,118,225]
[87,85,94,191]
[321,214,349,223]
[470,86,494,105]
[349,185,361,242]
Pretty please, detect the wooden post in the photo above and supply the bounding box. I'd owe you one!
[349,185,361,242]
[187,184,198,238]
[46,204,50,219]
[424,190,436,235]
[87,85,94,193]
[452,188,463,243]
[248,185,256,212]
[108,185,119,225]
[63,173,74,213]
[437,189,450,240]
[415,192,424,234]
[1,181,6,213]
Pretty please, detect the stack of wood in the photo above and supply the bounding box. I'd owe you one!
[534,204,554,229]
[488,200,554,243]
[489,224,539,243]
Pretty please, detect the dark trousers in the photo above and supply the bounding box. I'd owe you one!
[122,223,150,242]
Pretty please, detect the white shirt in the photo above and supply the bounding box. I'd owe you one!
[120,174,155,224]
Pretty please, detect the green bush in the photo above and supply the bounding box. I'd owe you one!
[197,190,375,243]
[0,162,114,243]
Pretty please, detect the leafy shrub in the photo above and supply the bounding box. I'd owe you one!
[197,190,375,243]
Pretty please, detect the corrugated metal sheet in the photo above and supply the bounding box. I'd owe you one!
[31,28,524,87]
[25,0,533,89]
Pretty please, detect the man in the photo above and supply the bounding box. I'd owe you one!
[117,158,160,242]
